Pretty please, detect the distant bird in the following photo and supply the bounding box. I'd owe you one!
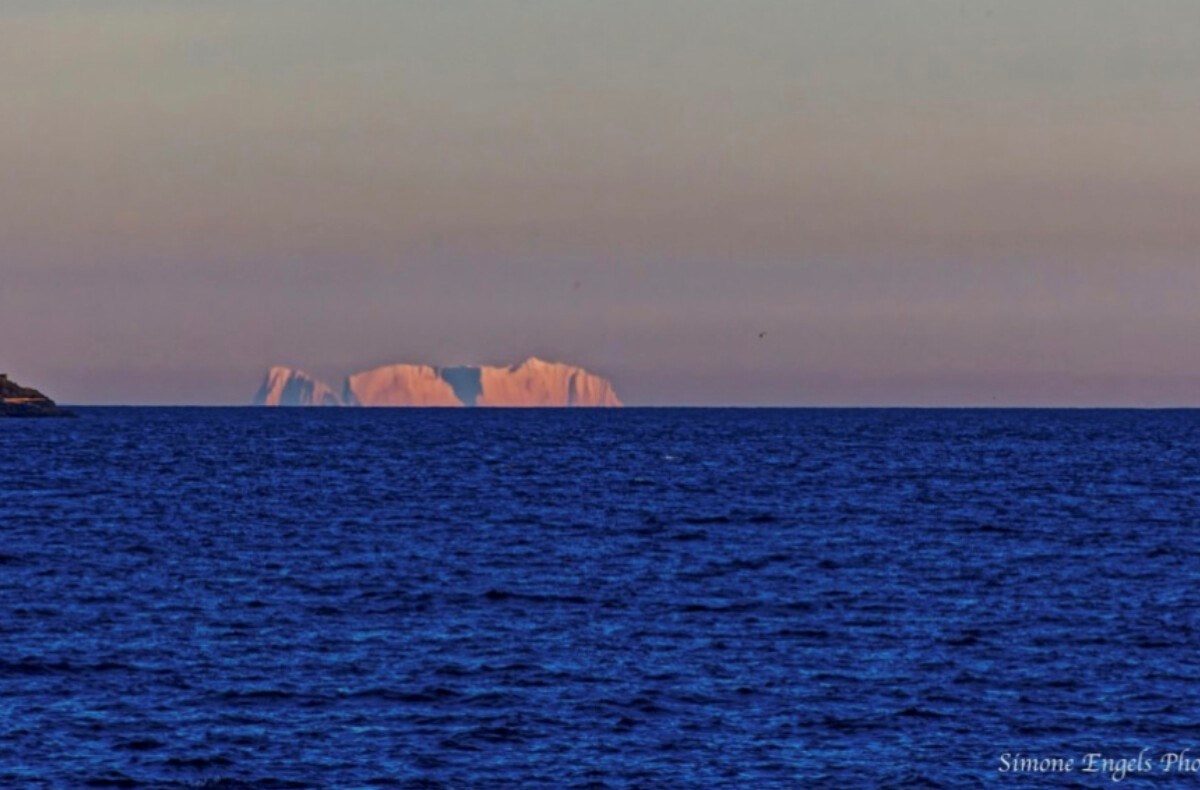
[758,331,767,339]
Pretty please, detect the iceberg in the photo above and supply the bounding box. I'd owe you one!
[252,358,621,408]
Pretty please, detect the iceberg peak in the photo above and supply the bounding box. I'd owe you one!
[252,367,344,407]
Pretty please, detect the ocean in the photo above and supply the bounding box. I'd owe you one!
[2,408,1199,787]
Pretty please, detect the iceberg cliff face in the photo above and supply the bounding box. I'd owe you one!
[252,367,345,407]
[478,357,621,407]
[346,365,461,407]
[252,359,621,407]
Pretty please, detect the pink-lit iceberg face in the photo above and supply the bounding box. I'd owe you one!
[252,358,622,408]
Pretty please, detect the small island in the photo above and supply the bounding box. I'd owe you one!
[0,374,74,418]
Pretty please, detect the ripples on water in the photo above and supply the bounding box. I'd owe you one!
[2,408,1199,787]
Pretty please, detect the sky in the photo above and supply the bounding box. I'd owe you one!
[3,0,1200,406]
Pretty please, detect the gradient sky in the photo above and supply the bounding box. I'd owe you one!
[3,1,1199,405]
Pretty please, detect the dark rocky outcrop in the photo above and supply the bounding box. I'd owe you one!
[0,374,74,417]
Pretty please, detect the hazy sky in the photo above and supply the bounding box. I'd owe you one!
[3,1,1199,405]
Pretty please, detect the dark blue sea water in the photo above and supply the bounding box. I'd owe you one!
[3,408,1200,788]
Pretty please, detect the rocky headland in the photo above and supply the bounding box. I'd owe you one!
[0,374,74,417]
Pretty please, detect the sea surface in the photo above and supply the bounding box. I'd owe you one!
[3,408,1200,788]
